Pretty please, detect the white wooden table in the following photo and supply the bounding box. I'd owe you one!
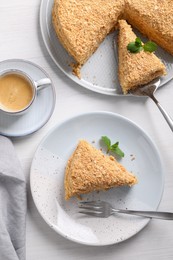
[0,0,173,259]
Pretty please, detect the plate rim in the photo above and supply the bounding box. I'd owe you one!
[30,111,165,246]
[0,58,56,138]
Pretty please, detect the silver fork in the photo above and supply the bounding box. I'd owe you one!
[130,78,173,132]
[79,201,173,220]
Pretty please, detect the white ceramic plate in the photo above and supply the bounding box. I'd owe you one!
[40,0,173,96]
[0,59,56,137]
[30,111,164,246]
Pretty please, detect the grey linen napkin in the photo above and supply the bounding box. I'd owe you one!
[0,136,27,260]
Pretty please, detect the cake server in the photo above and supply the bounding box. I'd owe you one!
[129,78,173,131]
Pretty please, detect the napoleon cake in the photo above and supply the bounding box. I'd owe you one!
[125,0,173,56]
[52,0,173,75]
[64,140,137,200]
[52,0,125,75]
[118,20,166,94]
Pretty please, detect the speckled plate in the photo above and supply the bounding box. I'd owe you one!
[40,0,173,95]
[30,111,164,246]
[0,59,56,137]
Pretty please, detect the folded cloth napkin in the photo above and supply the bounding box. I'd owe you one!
[0,136,27,260]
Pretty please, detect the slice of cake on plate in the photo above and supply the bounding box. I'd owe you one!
[118,20,166,94]
[64,140,137,200]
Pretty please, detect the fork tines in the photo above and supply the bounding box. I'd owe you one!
[78,210,103,217]
[79,201,102,206]
[79,201,102,209]
[78,201,104,216]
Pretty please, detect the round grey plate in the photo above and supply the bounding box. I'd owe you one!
[30,111,164,245]
[40,0,173,96]
[0,59,56,137]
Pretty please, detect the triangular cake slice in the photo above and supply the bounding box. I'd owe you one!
[118,20,166,94]
[64,140,137,200]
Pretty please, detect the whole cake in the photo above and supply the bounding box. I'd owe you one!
[52,0,173,65]
[64,140,137,200]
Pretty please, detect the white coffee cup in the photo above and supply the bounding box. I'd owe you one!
[0,69,51,115]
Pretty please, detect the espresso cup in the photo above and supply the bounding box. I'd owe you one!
[0,69,51,115]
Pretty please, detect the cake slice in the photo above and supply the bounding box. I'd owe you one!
[52,0,125,72]
[118,20,166,94]
[64,140,137,200]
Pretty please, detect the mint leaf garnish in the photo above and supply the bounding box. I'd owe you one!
[101,136,111,152]
[110,142,125,157]
[143,41,157,52]
[127,42,142,53]
[135,37,142,47]
[127,37,157,53]
[101,136,125,158]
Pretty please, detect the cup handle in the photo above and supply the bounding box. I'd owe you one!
[35,78,51,90]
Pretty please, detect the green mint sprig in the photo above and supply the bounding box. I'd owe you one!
[101,136,125,158]
[127,37,157,53]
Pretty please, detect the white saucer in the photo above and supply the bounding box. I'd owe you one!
[0,59,56,137]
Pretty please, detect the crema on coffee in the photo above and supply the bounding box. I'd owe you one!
[0,73,33,112]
